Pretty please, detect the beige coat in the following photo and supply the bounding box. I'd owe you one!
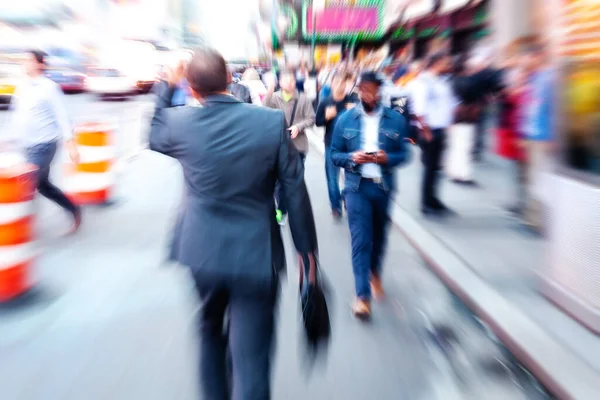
[264,90,315,154]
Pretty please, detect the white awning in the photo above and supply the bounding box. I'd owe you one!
[405,0,435,20]
[440,0,483,14]
[384,0,434,30]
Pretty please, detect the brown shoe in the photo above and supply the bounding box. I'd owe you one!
[371,275,385,301]
[352,298,371,319]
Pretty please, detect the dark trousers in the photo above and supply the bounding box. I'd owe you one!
[324,145,342,213]
[275,152,306,215]
[194,273,279,400]
[345,180,391,299]
[421,129,446,208]
[26,141,77,215]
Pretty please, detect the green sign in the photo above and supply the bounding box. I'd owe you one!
[418,27,438,38]
[474,8,488,26]
[280,2,299,39]
[391,27,415,41]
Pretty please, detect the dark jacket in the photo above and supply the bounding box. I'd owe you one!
[331,105,411,193]
[315,94,358,146]
[149,83,318,284]
[229,83,252,104]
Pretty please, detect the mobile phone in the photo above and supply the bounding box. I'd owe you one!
[365,152,377,155]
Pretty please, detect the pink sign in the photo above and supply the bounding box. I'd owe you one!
[306,6,379,33]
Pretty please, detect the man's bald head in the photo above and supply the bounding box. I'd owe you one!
[186,48,229,98]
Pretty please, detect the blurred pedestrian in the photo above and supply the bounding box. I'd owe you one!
[296,63,308,93]
[240,68,267,105]
[445,54,484,186]
[412,52,456,216]
[264,69,315,225]
[7,49,82,234]
[228,69,252,104]
[315,72,357,219]
[331,71,411,319]
[149,48,318,400]
[521,43,555,233]
[497,67,527,216]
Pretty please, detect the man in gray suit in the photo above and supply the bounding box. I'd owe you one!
[149,48,318,400]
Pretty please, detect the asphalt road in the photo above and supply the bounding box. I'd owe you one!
[0,94,549,399]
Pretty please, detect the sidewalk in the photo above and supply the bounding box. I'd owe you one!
[308,127,600,399]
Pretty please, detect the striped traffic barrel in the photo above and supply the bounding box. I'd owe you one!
[66,122,115,205]
[0,162,37,302]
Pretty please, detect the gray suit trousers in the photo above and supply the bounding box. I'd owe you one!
[193,272,279,400]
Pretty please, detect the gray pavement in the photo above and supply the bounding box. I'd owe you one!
[382,132,600,380]
[0,96,537,399]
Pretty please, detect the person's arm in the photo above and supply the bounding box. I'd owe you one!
[330,116,356,170]
[293,96,316,132]
[263,90,276,108]
[263,77,277,108]
[50,84,72,142]
[315,98,328,127]
[411,79,433,142]
[381,116,411,168]
[49,83,80,163]
[148,80,178,157]
[275,112,318,255]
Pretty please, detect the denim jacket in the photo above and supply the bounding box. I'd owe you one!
[331,105,411,193]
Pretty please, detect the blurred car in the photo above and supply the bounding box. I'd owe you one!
[135,69,159,94]
[0,63,24,107]
[86,68,137,99]
[45,67,86,93]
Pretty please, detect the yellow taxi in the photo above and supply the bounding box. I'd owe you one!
[0,63,23,107]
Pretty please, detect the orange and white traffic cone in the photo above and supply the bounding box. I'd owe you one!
[0,162,37,302]
[65,122,115,205]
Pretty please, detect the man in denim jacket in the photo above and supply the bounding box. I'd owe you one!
[331,71,411,318]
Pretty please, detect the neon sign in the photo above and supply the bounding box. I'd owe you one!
[302,0,384,41]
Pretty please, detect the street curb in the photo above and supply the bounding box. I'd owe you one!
[306,130,600,400]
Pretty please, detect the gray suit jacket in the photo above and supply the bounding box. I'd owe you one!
[149,84,318,285]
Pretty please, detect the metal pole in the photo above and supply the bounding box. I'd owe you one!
[311,6,316,69]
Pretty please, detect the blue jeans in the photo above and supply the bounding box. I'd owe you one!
[345,180,391,300]
[26,141,78,216]
[324,145,342,212]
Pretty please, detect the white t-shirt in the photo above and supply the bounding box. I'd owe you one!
[361,111,382,179]
[411,72,455,129]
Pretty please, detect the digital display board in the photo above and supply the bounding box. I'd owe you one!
[302,0,384,41]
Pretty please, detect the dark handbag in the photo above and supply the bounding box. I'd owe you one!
[299,253,331,351]
[454,103,482,124]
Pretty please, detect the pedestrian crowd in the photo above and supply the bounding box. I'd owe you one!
[1,39,555,400]
[149,41,554,398]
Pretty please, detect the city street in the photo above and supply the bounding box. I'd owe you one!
[0,95,546,399]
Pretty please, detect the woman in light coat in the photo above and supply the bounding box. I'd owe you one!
[241,68,268,105]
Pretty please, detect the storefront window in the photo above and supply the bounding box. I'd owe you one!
[560,0,600,176]
[563,62,600,175]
